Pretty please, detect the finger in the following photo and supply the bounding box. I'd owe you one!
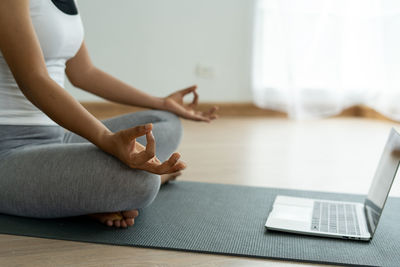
[188,90,199,108]
[126,137,136,156]
[144,159,186,175]
[197,106,219,121]
[207,107,219,120]
[145,131,156,158]
[211,115,219,120]
[203,106,219,117]
[125,124,153,139]
[154,153,181,171]
[209,105,219,114]
[158,156,186,174]
[132,146,157,166]
[183,112,210,122]
[166,152,181,167]
[180,85,197,96]
[195,111,212,123]
[155,162,186,174]
[148,153,184,174]
[134,131,156,161]
[170,161,187,173]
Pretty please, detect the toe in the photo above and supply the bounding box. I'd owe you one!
[121,220,128,228]
[122,210,139,218]
[86,212,129,228]
[161,171,182,184]
[126,218,134,226]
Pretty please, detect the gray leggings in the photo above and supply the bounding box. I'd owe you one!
[0,110,182,218]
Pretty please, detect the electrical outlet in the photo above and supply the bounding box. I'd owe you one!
[195,64,215,79]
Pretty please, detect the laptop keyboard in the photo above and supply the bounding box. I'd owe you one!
[311,201,361,236]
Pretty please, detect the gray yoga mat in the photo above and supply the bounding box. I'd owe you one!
[0,181,399,266]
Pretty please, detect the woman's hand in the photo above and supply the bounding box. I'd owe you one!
[101,123,186,175]
[162,85,218,122]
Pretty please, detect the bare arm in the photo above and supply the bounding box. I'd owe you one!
[0,0,185,174]
[0,0,110,146]
[65,43,164,109]
[66,43,219,122]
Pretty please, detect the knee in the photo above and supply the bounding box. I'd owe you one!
[140,172,161,208]
[123,171,161,209]
[130,110,183,162]
[155,110,182,130]
[155,110,183,144]
[133,110,183,142]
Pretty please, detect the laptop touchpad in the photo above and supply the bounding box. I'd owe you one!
[274,204,312,222]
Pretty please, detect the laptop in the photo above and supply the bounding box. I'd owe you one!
[265,128,400,241]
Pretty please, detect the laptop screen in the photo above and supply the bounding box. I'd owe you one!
[364,128,400,236]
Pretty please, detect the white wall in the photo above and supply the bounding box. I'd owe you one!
[65,0,254,102]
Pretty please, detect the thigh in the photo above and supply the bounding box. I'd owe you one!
[0,142,160,218]
[0,125,63,158]
[63,110,183,161]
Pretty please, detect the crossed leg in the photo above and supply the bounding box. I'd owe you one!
[0,110,183,228]
[63,110,183,227]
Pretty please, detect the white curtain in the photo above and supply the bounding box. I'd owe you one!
[252,0,400,120]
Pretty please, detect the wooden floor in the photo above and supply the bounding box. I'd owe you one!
[1,116,399,266]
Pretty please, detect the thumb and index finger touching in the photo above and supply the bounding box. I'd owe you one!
[124,123,153,140]
[177,85,199,106]
[179,85,197,96]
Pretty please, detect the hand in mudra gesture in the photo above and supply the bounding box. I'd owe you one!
[163,85,218,122]
[102,124,185,174]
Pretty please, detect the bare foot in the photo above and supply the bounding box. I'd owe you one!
[161,171,182,184]
[87,209,139,228]
[87,171,182,227]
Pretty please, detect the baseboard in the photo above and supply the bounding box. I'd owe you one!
[81,101,394,122]
[338,105,394,122]
[81,102,287,120]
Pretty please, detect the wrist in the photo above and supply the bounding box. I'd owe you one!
[94,128,116,155]
[151,96,167,110]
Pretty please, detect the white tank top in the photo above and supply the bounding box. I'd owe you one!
[0,0,84,125]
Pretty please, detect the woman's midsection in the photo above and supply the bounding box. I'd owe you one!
[0,125,65,158]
